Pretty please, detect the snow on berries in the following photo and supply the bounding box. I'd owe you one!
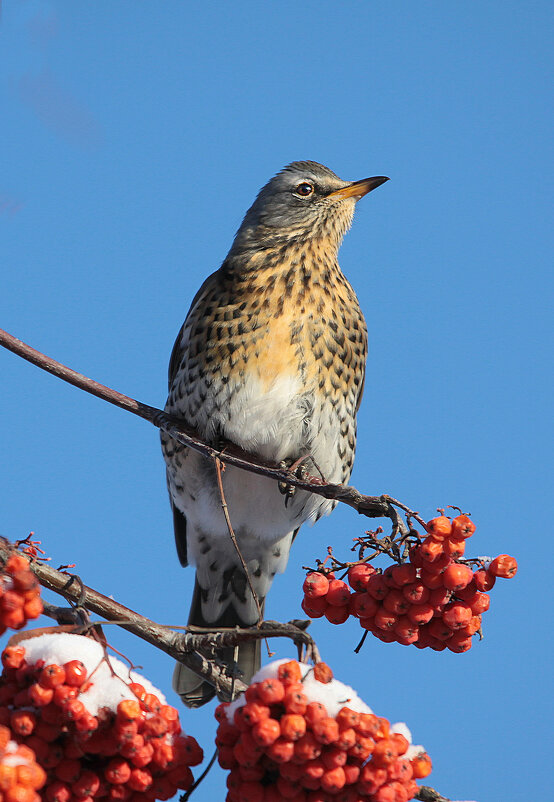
[0,551,43,635]
[215,658,431,802]
[0,723,47,802]
[0,633,203,801]
[302,513,517,653]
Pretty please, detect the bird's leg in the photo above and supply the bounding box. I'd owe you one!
[278,454,326,506]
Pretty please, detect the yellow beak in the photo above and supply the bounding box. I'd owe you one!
[327,175,389,201]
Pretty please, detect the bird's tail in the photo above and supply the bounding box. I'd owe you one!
[173,576,263,708]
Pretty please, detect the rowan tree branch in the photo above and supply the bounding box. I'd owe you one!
[0,538,323,699]
[0,327,408,533]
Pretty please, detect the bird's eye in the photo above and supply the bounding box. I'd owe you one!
[294,182,314,197]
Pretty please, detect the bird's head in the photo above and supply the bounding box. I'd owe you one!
[230,161,389,255]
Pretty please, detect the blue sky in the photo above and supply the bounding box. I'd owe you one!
[1,2,552,800]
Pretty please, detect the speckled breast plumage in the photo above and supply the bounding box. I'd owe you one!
[162,240,367,558]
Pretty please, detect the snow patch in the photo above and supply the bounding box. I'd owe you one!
[20,633,165,716]
[225,658,419,749]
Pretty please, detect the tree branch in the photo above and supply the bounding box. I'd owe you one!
[0,327,407,532]
[0,539,322,699]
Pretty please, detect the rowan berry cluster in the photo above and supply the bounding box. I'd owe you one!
[0,553,43,635]
[0,723,47,802]
[302,515,517,652]
[0,633,203,802]
[215,658,431,802]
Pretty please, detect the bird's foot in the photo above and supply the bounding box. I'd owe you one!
[278,455,321,506]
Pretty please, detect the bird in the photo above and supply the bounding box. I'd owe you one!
[161,161,388,707]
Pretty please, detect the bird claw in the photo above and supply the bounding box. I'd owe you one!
[278,458,311,506]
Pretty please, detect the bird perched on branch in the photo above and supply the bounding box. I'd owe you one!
[162,161,388,707]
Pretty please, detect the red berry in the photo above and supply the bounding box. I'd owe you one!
[64,660,87,687]
[302,572,330,598]
[326,579,351,606]
[351,592,379,619]
[450,515,476,539]
[469,592,490,614]
[442,563,473,591]
[488,554,518,578]
[325,605,350,625]
[420,537,444,562]
[426,516,452,540]
[347,563,375,591]
[390,563,417,586]
[473,569,496,591]
[313,662,333,683]
[301,596,328,618]
[407,602,434,626]
[39,665,66,689]
[442,602,472,630]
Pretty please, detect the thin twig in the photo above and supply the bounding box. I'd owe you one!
[181,748,218,801]
[213,456,263,624]
[0,327,407,530]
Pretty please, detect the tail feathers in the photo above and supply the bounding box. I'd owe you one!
[173,577,263,708]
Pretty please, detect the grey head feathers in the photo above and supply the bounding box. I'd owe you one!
[229,160,356,253]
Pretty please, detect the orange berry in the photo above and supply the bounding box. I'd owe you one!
[375,607,398,631]
[251,717,280,747]
[280,714,306,741]
[469,592,490,615]
[383,589,410,616]
[326,579,351,607]
[442,602,472,630]
[489,554,518,578]
[351,592,379,619]
[10,710,36,736]
[104,758,131,785]
[302,572,330,598]
[426,516,452,540]
[335,726,356,750]
[336,706,360,730]
[442,563,473,591]
[39,664,66,689]
[358,764,387,794]
[320,766,345,793]
[420,537,444,563]
[301,595,328,618]
[347,563,375,591]
[117,699,141,721]
[63,660,87,687]
[390,733,410,756]
[324,604,350,624]
[4,785,36,802]
[28,683,53,707]
[257,678,285,705]
[450,515,476,539]
[265,736,294,763]
[0,764,17,791]
[278,661,302,685]
[304,701,327,727]
[356,712,381,738]
[348,734,375,762]
[313,662,333,683]
[293,731,321,762]
[1,646,26,670]
[411,752,432,778]
[283,684,307,715]
[473,569,496,591]
[443,537,466,559]
[447,632,474,653]
[312,716,339,745]
[5,554,31,573]
[23,598,43,619]
[2,609,26,630]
